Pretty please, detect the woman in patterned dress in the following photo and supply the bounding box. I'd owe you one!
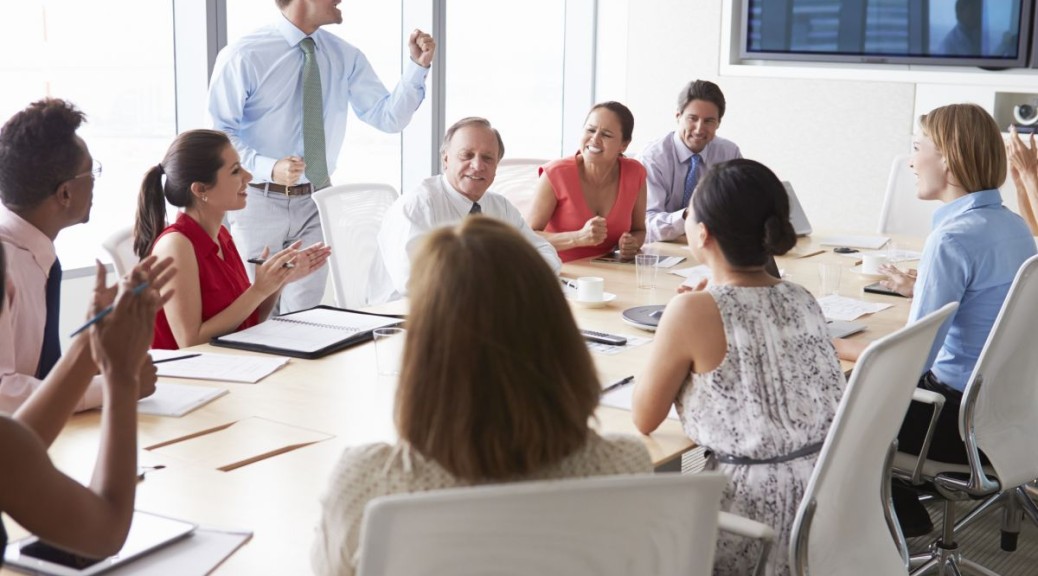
[633,158,844,576]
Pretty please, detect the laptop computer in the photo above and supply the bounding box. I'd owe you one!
[782,181,813,236]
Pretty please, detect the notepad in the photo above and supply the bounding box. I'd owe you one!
[211,305,402,359]
[154,353,289,384]
[138,383,229,417]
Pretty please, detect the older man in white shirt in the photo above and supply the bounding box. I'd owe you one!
[377,117,561,299]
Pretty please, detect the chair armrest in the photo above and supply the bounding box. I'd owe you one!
[718,511,775,541]
[719,511,775,576]
[904,388,945,484]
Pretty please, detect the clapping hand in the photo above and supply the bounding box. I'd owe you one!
[409,29,436,68]
[285,241,332,282]
[579,216,607,246]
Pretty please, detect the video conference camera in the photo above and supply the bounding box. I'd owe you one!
[1013,100,1038,126]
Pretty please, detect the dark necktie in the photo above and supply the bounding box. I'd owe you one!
[681,153,702,209]
[300,37,330,190]
[37,258,62,379]
[469,202,482,215]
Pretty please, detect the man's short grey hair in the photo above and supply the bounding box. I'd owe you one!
[440,117,505,160]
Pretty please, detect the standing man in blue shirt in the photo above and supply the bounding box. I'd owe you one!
[640,80,742,243]
[208,0,435,313]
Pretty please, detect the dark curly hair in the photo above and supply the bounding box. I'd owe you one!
[0,99,87,210]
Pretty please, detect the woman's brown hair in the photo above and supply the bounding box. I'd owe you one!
[395,217,599,482]
[919,103,1006,193]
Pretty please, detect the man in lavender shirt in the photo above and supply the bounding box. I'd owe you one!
[640,80,742,243]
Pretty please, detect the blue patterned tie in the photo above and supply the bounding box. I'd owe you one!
[300,37,330,190]
[36,258,61,378]
[681,153,702,209]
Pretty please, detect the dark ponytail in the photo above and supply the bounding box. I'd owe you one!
[132,129,231,258]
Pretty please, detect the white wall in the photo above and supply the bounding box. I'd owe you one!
[622,0,1028,234]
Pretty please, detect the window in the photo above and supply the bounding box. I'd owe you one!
[226,1,403,188]
[0,1,177,270]
[444,0,566,159]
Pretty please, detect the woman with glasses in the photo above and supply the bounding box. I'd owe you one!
[134,130,331,349]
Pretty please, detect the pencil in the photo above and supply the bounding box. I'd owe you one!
[69,282,150,337]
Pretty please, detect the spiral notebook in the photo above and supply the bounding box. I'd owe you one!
[211,305,403,359]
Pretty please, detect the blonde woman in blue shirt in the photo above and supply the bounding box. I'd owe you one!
[835,103,1037,536]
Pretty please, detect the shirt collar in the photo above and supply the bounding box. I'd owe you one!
[439,175,482,213]
[0,204,56,272]
[276,12,312,48]
[175,212,220,258]
[671,131,709,164]
[931,189,1003,229]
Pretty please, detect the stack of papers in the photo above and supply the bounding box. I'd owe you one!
[138,383,228,417]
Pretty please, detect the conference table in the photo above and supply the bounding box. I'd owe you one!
[2,233,920,575]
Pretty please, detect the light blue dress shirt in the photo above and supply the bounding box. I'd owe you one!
[909,189,1036,391]
[639,131,742,243]
[208,15,428,183]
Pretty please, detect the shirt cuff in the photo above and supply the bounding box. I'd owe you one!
[403,59,430,87]
[253,156,279,183]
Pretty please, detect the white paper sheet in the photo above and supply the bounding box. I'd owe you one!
[586,335,652,356]
[107,525,252,576]
[816,235,891,250]
[153,353,289,384]
[817,294,893,321]
[137,383,228,417]
[600,381,679,420]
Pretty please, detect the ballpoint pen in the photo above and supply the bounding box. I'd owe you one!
[248,257,295,269]
[69,282,150,337]
[152,353,202,364]
[560,277,577,290]
[602,375,635,393]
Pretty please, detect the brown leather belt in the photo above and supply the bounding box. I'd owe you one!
[250,182,315,196]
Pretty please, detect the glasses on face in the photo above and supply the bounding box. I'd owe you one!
[71,160,103,182]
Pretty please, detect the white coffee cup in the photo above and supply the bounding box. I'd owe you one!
[576,276,605,302]
[861,253,886,275]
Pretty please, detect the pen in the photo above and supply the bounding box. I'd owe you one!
[247,257,295,269]
[602,375,635,393]
[152,353,202,364]
[137,464,166,481]
[560,277,577,290]
[69,282,150,337]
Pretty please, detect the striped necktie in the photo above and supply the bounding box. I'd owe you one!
[300,37,330,190]
[681,153,702,209]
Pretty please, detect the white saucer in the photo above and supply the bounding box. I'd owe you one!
[850,265,885,279]
[566,292,617,308]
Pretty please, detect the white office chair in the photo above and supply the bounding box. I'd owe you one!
[100,226,138,278]
[312,183,399,309]
[892,254,1038,575]
[877,154,936,237]
[357,472,727,576]
[790,303,959,576]
[491,158,549,217]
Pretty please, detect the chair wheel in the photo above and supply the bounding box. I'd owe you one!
[1001,530,1019,552]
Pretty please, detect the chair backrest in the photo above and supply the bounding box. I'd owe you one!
[100,226,138,278]
[311,183,399,309]
[790,302,958,576]
[491,158,548,217]
[876,154,937,237]
[966,254,1038,488]
[357,472,727,576]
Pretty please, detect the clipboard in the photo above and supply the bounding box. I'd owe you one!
[210,305,404,359]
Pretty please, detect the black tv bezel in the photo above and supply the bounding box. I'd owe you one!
[737,0,1034,70]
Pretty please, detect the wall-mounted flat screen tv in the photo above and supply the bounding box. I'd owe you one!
[739,0,1033,69]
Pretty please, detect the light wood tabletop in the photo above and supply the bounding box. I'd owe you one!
[2,232,921,574]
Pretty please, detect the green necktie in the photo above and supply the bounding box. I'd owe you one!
[300,37,330,190]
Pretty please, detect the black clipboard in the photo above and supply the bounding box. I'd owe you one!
[863,281,907,298]
[210,305,405,359]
